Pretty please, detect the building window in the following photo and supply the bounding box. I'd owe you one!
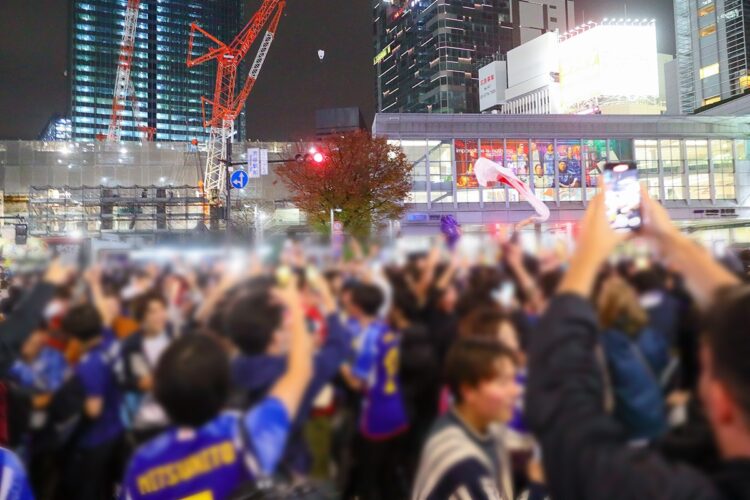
[506,140,531,202]
[698,3,715,16]
[530,140,556,202]
[660,140,684,200]
[400,140,428,203]
[608,139,633,162]
[700,63,719,79]
[550,17,558,22]
[557,139,582,202]
[699,24,717,37]
[635,140,660,200]
[711,140,735,200]
[686,139,710,200]
[455,139,480,203]
[703,96,721,106]
[480,140,507,203]
[582,139,607,200]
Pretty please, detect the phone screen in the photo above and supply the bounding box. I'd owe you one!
[492,281,516,308]
[603,162,641,232]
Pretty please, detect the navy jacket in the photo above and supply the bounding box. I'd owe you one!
[231,312,351,473]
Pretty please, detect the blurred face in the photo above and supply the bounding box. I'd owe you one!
[21,330,49,361]
[699,343,737,445]
[103,296,120,321]
[341,289,356,317]
[439,284,458,312]
[463,358,521,426]
[558,161,567,172]
[143,300,168,335]
[534,164,543,177]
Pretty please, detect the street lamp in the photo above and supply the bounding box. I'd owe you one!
[330,207,342,247]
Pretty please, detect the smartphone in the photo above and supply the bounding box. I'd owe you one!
[603,161,642,232]
[492,281,516,308]
[276,265,292,287]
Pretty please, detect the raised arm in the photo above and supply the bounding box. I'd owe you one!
[267,280,313,420]
[526,194,720,500]
[641,190,739,308]
[0,260,71,376]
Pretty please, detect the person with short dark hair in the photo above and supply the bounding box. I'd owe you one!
[412,338,521,500]
[342,282,410,500]
[58,303,124,500]
[227,272,351,474]
[122,282,313,500]
[526,192,750,500]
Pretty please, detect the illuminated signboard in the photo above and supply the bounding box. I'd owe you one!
[558,22,659,111]
[374,45,392,65]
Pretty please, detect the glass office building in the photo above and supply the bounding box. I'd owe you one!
[675,0,750,114]
[373,113,750,231]
[373,0,514,114]
[69,0,245,142]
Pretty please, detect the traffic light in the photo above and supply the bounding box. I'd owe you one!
[294,147,327,165]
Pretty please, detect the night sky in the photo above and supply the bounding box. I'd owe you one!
[0,0,675,141]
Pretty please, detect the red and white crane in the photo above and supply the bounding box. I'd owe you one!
[105,0,155,142]
[187,0,286,204]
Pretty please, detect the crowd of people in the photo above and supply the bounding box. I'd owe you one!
[0,190,749,499]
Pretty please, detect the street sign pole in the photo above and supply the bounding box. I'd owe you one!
[226,137,232,235]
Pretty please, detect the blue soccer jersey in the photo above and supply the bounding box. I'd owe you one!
[123,397,290,500]
[352,322,409,439]
[0,447,34,500]
[75,343,124,448]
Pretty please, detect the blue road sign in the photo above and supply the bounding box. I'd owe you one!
[230,170,249,189]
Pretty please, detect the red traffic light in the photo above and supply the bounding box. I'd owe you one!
[294,147,326,165]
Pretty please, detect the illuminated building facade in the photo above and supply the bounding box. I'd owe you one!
[69,0,245,142]
[372,0,514,114]
[674,0,750,114]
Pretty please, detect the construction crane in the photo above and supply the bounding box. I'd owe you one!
[187,0,286,205]
[105,0,155,142]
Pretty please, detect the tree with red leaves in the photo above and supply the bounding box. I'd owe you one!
[276,130,412,239]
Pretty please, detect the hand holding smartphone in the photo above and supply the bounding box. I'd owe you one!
[603,161,642,232]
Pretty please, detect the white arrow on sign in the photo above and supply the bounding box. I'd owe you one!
[232,171,247,189]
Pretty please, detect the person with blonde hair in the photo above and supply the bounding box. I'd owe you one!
[597,274,670,441]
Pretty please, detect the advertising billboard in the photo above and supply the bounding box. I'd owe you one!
[479,61,507,112]
[559,22,659,111]
[455,139,479,189]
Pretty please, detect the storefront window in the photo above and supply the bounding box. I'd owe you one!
[711,139,735,200]
[479,139,506,203]
[557,139,582,201]
[736,139,749,160]
[635,139,660,200]
[399,140,428,203]
[582,139,607,200]
[531,139,555,201]
[506,139,530,203]
[608,139,633,162]
[660,140,684,200]
[686,139,710,200]
[429,140,453,204]
[455,139,480,203]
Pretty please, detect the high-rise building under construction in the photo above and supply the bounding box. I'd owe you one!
[69,0,245,142]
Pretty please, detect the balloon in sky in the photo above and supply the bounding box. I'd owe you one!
[474,157,550,222]
[318,50,325,61]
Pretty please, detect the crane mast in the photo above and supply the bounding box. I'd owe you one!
[187,0,286,204]
[106,0,155,142]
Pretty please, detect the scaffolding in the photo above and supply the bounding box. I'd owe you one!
[28,185,206,237]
